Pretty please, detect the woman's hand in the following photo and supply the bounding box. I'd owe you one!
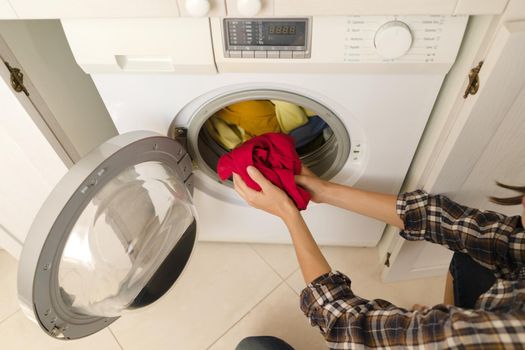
[295,166,329,203]
[233,166,299,221]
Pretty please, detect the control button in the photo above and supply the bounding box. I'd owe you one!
[374,21,413,59]
[229,51,242,58]
[292,51,305,59]
[280,51,293,59]
[254,51,267,58]
[267,51,280,59]
[242,51,255,58]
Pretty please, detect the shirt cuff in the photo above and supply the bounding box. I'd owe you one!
[300,271,354,332]
[397,189,430,241]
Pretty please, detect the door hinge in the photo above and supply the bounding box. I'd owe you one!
[463,61,483,99]
[384,252,392,267]
[3,61,29,96]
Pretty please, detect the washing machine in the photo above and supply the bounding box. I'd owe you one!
[17,15,469,339]
[61,15,468,246]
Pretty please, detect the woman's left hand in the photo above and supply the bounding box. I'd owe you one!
[233,166,299,220]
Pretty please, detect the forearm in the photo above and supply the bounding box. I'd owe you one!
[320,182,404,229]
[282,210,331,284]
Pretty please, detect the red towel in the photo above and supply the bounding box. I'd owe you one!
[217,133,311,210]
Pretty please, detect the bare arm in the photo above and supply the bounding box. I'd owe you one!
[295,167,404,229]
[233,167,330,283]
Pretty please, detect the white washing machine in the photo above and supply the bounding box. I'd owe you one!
[16,15,469,339]
[62,15,468,246]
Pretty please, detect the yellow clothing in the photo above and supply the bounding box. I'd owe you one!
[303,108,317,117]
[205,116,248,150]
[215,100,280,137]
[272,100,309,133]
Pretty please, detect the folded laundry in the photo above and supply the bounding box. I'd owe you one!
[217,133,311,210]
[289,116,328,148]
[272,100,309,133]
[215,100,280,137]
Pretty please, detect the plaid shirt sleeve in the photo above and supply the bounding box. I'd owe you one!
[300,271,525,349]
[397,190,525,280]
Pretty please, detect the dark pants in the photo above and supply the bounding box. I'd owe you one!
[236,336,294,350]
[449,252,497,308]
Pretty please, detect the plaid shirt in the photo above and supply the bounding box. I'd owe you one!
[300,190,525,349]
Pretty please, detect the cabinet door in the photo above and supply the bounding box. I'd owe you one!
[0,56,67,259]
[8,0,179,19]
[382,20,525,282]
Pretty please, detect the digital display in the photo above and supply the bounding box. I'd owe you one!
[225,19,308,48]
[268,25,296,35]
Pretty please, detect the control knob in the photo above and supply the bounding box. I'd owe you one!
[374,21,413,59]
[185,0,211,17]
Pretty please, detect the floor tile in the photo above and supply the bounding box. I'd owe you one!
[286,246,446,309]
[250,244,298,279]
[0,250,19,323]
[209,283,326,350]
[0,311,120,350]
[110,242,281,350]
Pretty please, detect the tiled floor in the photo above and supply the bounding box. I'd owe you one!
[0,243,446,350]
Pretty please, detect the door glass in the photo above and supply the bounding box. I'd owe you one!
[57,161,194,317]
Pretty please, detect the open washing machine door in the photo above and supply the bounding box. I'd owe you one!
[17,131,197,340]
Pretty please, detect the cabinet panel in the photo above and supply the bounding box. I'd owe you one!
[8,0,179,19]
[274,0,457,16]
[0,70,67,259]
[0,0,16,19]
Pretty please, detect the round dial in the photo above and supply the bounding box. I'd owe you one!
[374,21,413,59]
[237,0,262,17]
[185,0,211,17]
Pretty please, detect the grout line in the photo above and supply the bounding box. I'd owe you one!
[282,266,301,282]
[0,308,20,326]
[108,327,125,350]
[247,244,287,282]
[205,281,286,350]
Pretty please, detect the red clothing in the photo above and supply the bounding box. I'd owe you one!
[217,133,311,210]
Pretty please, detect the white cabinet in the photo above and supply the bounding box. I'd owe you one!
[7,0,179,19]
[0,64,67,259]
[381,19,525,282]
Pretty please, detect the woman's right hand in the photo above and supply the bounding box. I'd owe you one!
[295,166,330,203]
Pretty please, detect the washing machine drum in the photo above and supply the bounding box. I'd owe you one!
[17,131,197,340]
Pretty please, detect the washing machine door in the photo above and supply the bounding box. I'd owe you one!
[17,131,197,340]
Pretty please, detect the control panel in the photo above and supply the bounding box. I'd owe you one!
[341,15,466,63]
[223,18,311,59]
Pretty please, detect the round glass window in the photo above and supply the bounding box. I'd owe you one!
[58,161,194,318]
[171,90,350,185]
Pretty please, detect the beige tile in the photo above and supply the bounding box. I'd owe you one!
[0,311,120,350]
[250,243,298,279]
[286,246,446,309]
[0,250,19,323]
[110,242,281,350]
[209,283,326,350]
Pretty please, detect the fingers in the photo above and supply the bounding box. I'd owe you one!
[246,166,272,190]
[294,174,307,186]
[233,173,259,202]
[300,165,316,177]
